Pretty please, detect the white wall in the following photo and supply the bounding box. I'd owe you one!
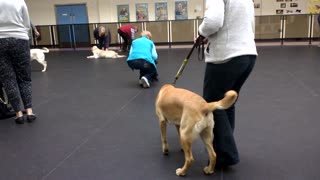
[25,0,205,25]
[98,0,204,22]
[25,0,319,25]
[25,0,100,25]
[263,0,306,15]
[254,0,318,16]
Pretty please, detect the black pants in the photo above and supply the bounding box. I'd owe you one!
[0,38,32,112]
[203,55,256,166]
[127,59,158,81]
[118,29,132,51]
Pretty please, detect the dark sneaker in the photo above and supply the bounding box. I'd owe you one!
[15,116,25,124]
[26,114,36,123]
[118,49,127,53]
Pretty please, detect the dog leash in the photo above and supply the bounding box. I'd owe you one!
[197,42,205,61]
[0,88,8,105]
[0,98,6,104]
[173,36,205,84]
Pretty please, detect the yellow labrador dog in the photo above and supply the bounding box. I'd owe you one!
[87,46,126,59]
[30,47,49,72]
[155,84,238,176]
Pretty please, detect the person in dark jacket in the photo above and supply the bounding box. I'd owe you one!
[94,26,111,50]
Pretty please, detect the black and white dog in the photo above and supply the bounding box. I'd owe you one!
[30,47,49,72]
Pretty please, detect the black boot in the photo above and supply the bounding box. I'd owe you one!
[15,116,25,124]
[119,44,128,52]
[26,114,36,123]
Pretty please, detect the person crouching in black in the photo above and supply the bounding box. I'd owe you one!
[94,26,111,50]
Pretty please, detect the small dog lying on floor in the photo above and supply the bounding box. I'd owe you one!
[155,84,238,176]
[30,47,49,72]
[87,46,126,59]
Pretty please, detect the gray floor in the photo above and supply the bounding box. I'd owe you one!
[0,46,319,180]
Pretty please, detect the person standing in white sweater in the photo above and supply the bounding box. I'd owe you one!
[0,0,37,124]
[198,0,258,168]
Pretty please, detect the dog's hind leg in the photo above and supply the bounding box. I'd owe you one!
[175,125,184,152]
[175,125,180,136]
[159,120,169,155]
[176,133,194,176]
[200,127,216,175]
[41,61,47,72]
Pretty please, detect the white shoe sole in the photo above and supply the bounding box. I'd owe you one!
[141,77,150,88]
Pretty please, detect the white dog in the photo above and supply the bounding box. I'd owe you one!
[87,46,126,59]
[30,47,49,72]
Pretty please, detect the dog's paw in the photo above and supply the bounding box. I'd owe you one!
[162,144,169,155]
[162,149,169,155]
[176,168,186,176]
[203,166,214,175]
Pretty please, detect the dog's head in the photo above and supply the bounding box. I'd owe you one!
[92,46,99,51]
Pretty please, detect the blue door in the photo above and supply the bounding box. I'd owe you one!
[55,4,90,48]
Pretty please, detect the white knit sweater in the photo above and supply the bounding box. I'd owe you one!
[198,0,258,63]
[0,0,30,40]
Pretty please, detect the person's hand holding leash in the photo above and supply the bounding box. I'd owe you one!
[195,35,208,46]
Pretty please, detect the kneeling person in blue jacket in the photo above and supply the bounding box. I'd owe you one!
[127,31,158,88]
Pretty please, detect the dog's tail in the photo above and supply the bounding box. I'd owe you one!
[116,55,126,58]
[87,55,96,59]
[42,47,49,53]
[194,91,237,135]
[204,90,238,114]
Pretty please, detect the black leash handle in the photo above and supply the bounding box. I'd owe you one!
[197,43,205,61]
[173,36,203,84]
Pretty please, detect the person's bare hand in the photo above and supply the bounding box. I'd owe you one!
[35,31,40,38]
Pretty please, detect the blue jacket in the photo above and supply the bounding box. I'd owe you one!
[127,36,158,69]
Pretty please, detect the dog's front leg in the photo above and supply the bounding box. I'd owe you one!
[176,135,194,176]
[160,120,169,155]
